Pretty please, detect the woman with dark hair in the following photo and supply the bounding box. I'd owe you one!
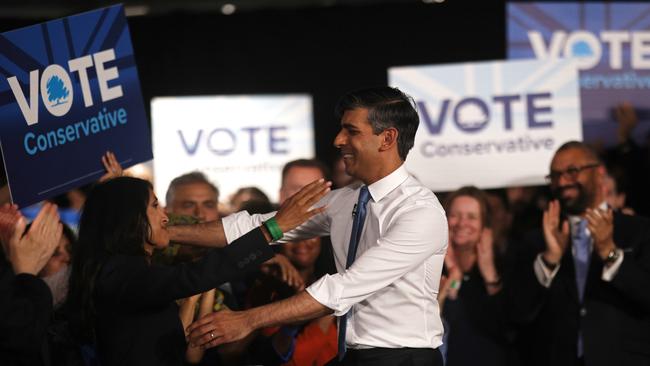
[438,186,515,366]
[67,176,328,366]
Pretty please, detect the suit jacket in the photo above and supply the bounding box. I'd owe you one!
[0,252,53,366]
[93,228,274,366]
[510,212,650,366]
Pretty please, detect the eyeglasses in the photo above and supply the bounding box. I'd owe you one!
[545,163,600,183]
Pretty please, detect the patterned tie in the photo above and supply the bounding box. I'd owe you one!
[572,218,590,358]
[338,186,371,360]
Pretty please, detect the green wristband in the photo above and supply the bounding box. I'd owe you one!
[264,217,283,241]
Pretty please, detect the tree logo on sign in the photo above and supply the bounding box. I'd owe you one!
[46,75,70,106]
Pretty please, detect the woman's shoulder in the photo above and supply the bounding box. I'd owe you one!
[95,255,147,289]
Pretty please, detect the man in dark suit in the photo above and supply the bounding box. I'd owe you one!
[510,141,650,366]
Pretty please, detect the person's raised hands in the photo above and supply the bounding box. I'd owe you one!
[542,200,569,265]
[8,203,62,275]
[99,151,124,182]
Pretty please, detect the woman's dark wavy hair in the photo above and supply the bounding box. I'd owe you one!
[67,177,152,342]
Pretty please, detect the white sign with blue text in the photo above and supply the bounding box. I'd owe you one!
[389,58,582,191]
[151,95,314,204]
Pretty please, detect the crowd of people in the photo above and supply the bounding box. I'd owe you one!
[1,87,649,366]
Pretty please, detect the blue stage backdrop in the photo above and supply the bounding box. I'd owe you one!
[508,2,650,146]
[0,5,151,207]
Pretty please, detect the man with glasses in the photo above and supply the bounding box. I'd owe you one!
[510,141,650,366]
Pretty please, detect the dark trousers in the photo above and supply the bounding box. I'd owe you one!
[336,347,443,366]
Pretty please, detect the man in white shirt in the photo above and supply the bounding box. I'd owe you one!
[510,141,650,366]
[180,87,448,366]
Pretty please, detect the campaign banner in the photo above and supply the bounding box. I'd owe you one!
[151,95,314,204]
[389,58,581,191]
[508,2,650,146]
[0,5,151,207]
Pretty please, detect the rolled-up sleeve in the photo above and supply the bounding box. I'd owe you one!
[222,194,332,245]
[306,203,447,315]
[222,211,272,244]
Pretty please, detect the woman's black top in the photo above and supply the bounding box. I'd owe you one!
[93,228,274,366]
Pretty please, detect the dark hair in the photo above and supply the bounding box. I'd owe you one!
[232,187,270,204]
[239,200,276,215]
[281,159,331,184]
[334,86,419,161]
[444,186,491,229]
[67,177,153,342]
[554,140,602,164]
[166,171,219,206]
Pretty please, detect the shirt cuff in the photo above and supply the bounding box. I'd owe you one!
[601,250,624,282]
[306,273,349,316]
[534,254,561,288]
[222,211,273,244]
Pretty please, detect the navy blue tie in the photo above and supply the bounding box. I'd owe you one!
[572,218,590,357]
[338,186,371,360]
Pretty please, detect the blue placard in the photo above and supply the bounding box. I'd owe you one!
[508,2,650,146]
[0,5,151,207]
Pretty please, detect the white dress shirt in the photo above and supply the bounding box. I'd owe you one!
[534,202,624,287]
[222,165,448,349]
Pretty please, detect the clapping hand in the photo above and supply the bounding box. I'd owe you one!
[7,203,62,275]
[0,203,21,252]
[542,200,569,265]
[585,207,615,260]
[477,228,499,284]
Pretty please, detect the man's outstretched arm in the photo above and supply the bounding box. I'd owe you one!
[169,179,330,248]
[187,291,331,349]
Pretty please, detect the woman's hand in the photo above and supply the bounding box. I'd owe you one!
[477,228,499,283]
[273,179,331,234]
[542,200,569,265]
[439,244,463,306]
[99,151,124,182]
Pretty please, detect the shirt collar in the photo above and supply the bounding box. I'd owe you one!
[366,165,409,203]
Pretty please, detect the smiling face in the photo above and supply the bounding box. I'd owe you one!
[145,189,170,251]
[447,195,483,249]
[549,148,604,216]
[333,108,386,184]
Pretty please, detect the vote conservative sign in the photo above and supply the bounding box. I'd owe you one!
[508,2,650,146]
[0,5,151,206]
[151,95,314,204]
[389,58,581,191]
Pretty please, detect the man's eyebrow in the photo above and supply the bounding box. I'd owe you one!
[341,122,357,129]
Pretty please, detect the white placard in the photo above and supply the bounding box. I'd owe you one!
[389,58,582,191]
[151,95,314,204]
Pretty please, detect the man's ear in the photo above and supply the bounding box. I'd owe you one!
[379,127,398,151]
